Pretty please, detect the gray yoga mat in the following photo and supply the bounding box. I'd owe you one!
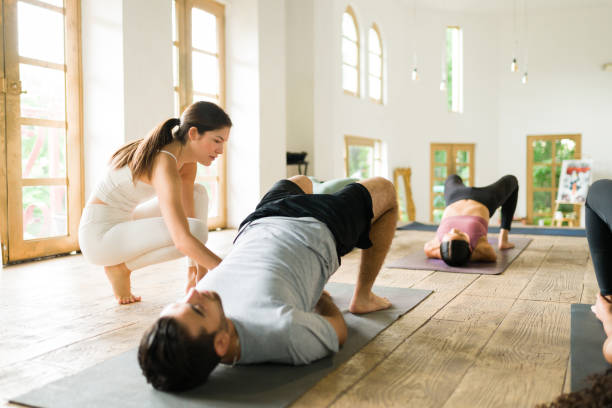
[570,303,612,392]
[386,235,532,275]
[11,282,431,408]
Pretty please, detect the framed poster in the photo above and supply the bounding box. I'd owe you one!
[556,159,593,203]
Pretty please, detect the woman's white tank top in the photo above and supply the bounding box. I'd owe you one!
[91,150,177,213]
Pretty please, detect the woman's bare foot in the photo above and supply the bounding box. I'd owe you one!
[349,291,391,314]
[498,229,515,250]
[104,264,141,305]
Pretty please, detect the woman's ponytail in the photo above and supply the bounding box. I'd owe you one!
[110,117,181,181]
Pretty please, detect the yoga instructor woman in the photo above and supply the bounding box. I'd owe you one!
[424,174,518,266]
[78,101,232,304]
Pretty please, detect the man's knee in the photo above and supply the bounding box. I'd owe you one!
[288,175,313,194]
[359,177,397,212]
[372,177,395,197]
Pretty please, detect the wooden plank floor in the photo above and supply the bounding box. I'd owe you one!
[0,229,594,407]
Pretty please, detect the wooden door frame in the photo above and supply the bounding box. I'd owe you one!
[3,0,83,262]
[526,134,581,224]
[430,143,475,222]
[0,0,7,263]
[175,0,227,230]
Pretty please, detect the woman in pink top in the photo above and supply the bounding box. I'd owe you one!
[424,174,518,266]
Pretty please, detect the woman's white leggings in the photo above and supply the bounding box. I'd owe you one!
[78,184,208,271]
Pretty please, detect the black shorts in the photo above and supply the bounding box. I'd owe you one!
[238,180,374,259]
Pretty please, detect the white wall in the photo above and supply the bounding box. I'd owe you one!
[286,0,314,176]
[122,0,174,142]
[312,0,336,179]
[81,0,125,200]
[257,0,287,196]
[225,0,261,227]
[225,0,287,227]
[497,5,612,222]
[82,0,174,200]
[401,10,500,222]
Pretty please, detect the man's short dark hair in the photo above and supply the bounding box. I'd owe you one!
[440,239,471,267]
[138,316,220,391]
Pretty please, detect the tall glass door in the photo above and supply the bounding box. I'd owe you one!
[173,0,226,229]
[1,0,82,263]
[430,143,474,223]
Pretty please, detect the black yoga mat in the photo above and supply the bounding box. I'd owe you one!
[397,221,586,237]
[11,283,431,408]
[386,235,531,275]
[570,303,612,392]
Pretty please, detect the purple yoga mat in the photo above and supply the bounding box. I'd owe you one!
[386,235,532,275]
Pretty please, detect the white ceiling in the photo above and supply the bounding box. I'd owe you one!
[401,0,612,14]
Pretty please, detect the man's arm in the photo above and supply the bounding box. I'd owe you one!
[315,291,347,346]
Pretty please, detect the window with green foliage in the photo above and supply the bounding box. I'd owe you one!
[345,136,382,179]
[445,26,463,113]
[527,135,581,225]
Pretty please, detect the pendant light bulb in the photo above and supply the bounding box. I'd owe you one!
[521,72,528,84]
[411,67,419,81]
[511,58,518,72]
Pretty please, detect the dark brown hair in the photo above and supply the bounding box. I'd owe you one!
[110,101,232,181]
[440,239,472,267]
[138,316,221,392]
[538,369,612,407]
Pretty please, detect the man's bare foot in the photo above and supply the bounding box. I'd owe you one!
[498,241,515,250]
[349,291,391,314]
[104,264,141,305]
[186,266,198,294]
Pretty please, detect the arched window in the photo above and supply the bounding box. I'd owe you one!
[342,7,360,96]
[368,24,383,103]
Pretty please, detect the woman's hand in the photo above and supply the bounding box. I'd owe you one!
[471,238,497,262]
[424,238,441,259]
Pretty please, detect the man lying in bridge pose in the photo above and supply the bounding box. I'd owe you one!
[138,175,398,391]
